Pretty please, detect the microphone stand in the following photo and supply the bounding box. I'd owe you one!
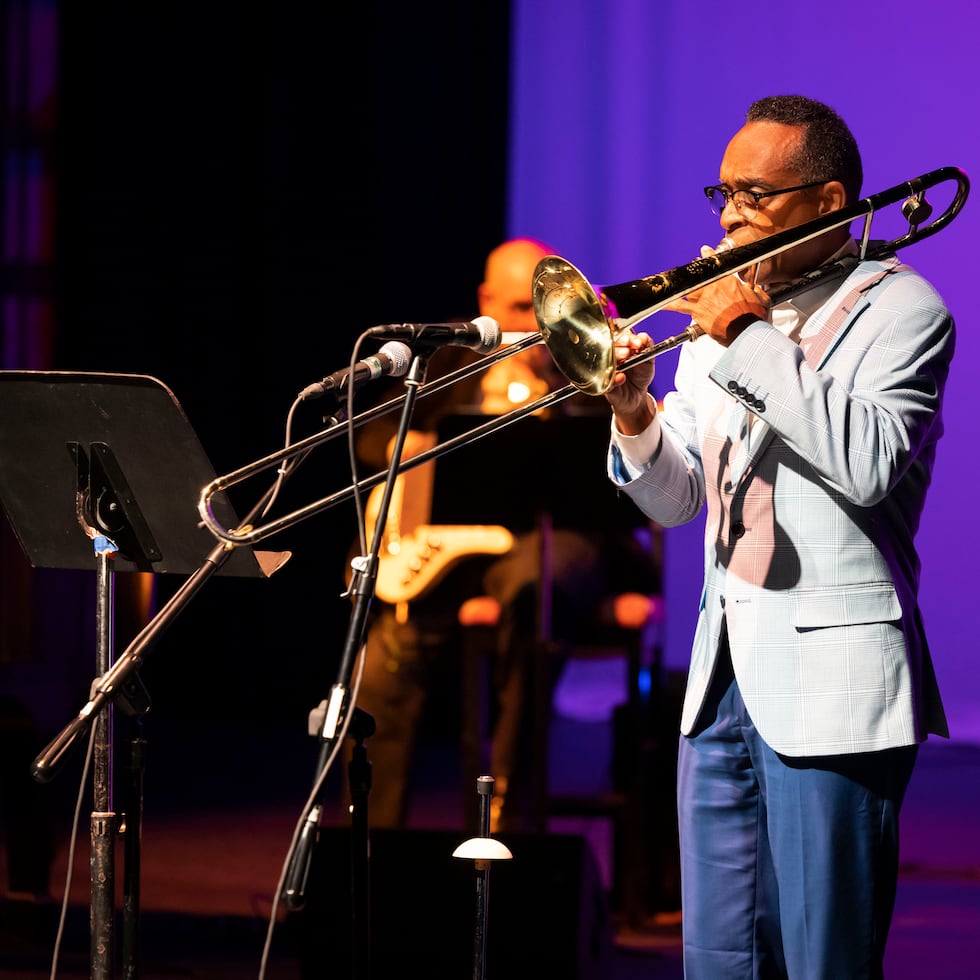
[346,708,375,980]
[280,351,431,978]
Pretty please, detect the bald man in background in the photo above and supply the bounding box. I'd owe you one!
[346,238,660,833]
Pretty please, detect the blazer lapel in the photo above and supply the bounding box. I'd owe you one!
[728,257,906,490]
[799,256,906,369]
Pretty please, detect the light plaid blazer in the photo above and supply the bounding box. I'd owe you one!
[610,256,952,756]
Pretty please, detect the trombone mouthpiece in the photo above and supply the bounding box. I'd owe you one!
[701,237,735,256]
[718,236,736,253]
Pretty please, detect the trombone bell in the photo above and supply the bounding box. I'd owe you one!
[532,255,618,395]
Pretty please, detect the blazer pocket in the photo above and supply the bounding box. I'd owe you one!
[790,583,902,630]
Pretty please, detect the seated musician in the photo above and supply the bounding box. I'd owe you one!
[346,238,661,833]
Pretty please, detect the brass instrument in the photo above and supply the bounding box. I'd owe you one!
[198,166,969,546]
[535,165,969,394]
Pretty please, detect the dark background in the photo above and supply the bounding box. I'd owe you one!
[43,4,511,725]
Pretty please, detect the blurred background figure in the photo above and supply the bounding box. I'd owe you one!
[345,238,662,834]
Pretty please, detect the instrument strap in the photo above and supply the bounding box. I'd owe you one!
[800,257,907,368]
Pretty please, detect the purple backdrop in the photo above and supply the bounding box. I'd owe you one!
[507,0,980,743]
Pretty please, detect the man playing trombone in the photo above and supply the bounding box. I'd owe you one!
[602,95,954,977]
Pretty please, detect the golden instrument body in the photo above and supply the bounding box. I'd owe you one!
[198,166,969,546]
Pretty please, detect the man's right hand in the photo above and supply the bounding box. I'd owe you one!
[603,329,657,435]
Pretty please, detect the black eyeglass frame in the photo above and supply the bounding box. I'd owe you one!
[703,179,830,216]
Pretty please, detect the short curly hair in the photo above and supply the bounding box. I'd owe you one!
[746,95,863,204]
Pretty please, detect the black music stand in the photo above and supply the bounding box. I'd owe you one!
[0,370,282,980]
[433,409,646,534]
[0,370,269,576]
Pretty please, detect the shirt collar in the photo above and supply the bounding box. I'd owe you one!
[769,238,859,342]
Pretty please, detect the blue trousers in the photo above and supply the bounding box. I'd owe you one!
[677,649,918,979]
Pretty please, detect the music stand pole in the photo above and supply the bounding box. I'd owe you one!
[70,443,158,980]
[451,776,513,980]
[89,535,118,980]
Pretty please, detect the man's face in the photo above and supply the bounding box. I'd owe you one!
[479,250,554,371]
[714,120,843,285]
[480,279,540,335]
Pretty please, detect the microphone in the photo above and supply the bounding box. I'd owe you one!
[281,803,321,910]
[367,315,501,354]
[299,341,412,400]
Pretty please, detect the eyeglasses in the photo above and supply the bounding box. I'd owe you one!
[703,179,829,219]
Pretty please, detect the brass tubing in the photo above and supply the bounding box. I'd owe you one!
[198,166,969,546]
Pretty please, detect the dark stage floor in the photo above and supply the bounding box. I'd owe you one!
[2,693,979,979]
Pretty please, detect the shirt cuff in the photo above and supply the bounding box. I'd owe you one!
[609,394,662,480]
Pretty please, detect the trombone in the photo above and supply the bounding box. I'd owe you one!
[198,165,969,546]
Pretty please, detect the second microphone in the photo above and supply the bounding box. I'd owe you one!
[367,315,501,353]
